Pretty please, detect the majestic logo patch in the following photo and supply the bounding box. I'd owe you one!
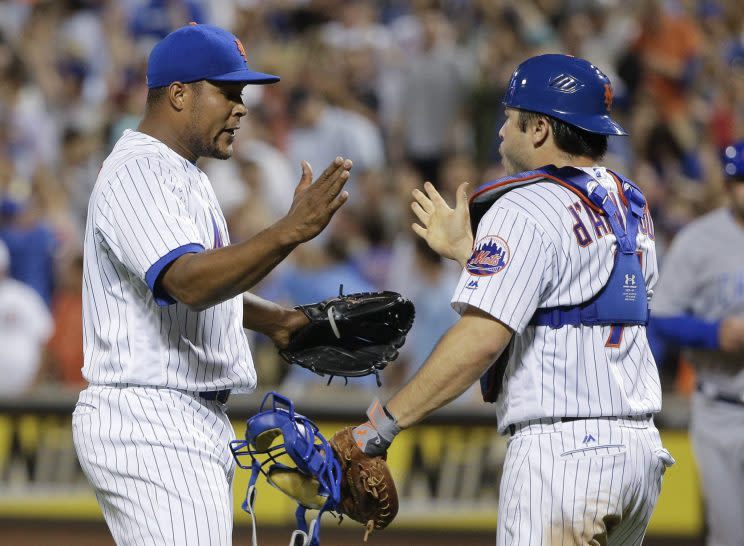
[582,434,596,445]
[465,279,479,290]
[466,236,510,276]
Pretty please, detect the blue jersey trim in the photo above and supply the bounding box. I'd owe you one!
[145,243,205,306]
[649,315,720,350]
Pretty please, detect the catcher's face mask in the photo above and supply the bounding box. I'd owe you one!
[230,392,341,546]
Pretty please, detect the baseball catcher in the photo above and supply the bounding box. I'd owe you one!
[279,288,415,386]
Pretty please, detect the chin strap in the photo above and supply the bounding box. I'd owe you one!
[243,484,258,546]
[289,505,320,546]
[290,502,337,546]
[242,461,261,546]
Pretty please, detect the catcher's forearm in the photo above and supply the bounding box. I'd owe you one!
[387,307,512,428]
[160,221,301,311]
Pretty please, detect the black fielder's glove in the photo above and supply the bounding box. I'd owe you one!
[279,289,415,385]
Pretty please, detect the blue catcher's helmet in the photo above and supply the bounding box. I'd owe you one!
[723,141,744,178]
[503,53,627,136]
[230,392,341,546]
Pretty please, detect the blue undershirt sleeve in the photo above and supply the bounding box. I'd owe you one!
[648,314,721,350]
[145,243,205,306]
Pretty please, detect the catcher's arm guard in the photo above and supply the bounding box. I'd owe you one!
[279,288,415,385]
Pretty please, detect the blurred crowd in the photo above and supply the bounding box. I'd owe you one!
[0,0,742,400]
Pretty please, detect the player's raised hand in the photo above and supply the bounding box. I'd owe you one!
[411,181,473,267]
[283,157,352,242]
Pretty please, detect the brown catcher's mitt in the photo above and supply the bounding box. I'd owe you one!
[329,427,398,541]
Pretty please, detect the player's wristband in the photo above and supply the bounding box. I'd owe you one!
[353,398,401,456]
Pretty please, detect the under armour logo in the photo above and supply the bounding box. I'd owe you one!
[625,274,636,286]
[582,434,596,445]
[465,279,479,290]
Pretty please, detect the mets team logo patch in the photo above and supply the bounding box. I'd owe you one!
[466,236,510,276]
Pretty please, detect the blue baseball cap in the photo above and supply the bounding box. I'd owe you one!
[146,23,280,89]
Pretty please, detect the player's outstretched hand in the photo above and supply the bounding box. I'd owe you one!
[283,157,352,243]
[411,181,473,267]
[719,316,744,352]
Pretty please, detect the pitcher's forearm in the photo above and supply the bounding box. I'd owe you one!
[161,221,300,311]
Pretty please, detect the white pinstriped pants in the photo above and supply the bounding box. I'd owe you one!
[496,416,674,546]
[72,385,237,546]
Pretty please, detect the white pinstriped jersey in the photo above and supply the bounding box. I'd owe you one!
[452,167,661,432]
[82,129,256,393]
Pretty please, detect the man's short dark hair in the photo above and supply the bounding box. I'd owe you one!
[146,85,168,107]
[145,81,203,107]
[517,110,608,160]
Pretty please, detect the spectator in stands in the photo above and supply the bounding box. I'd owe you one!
[632,0,703,180]
[0,239,53,397]
[393,6,470,186]
[0,191,58,307]
[287,86,385,186]
[46,252,84,387]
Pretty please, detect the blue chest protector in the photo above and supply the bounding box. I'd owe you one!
[470,165,650,402]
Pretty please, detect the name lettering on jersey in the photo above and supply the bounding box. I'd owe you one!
[567,203,593,247]
[638,206,655,240]
[716,272,744,305]
[466,236,510,276]
[607,193,625,230]
[568,194,644,248]
[606,325,624,347]
[580,201,611,239]
[465,279,479,290]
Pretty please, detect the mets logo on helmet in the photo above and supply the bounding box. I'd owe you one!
[604,83,613,112]
[466,236,511,276]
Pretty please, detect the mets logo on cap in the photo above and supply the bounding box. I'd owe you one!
[466,236,511,276]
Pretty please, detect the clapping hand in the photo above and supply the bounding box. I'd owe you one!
[411,181,473,267]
